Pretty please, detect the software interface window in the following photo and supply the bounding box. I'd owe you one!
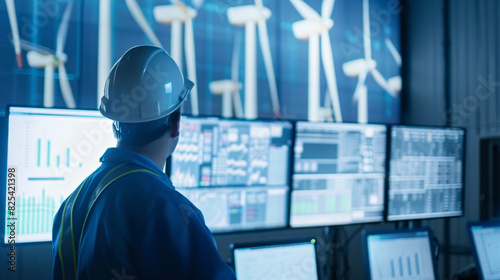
[233,240,318,280]
[170,116,292,232]
[366,231,436,280]
[470,224,500,279]
[290,122,387,227]
[388,127,465,220]
[4,107,115,243]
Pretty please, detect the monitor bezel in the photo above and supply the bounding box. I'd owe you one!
[2,105,113,245]
[362,227,440,280]
[289,120,389,228]
[166,114,294,234]
[230,237,319,277]
[384,124,467,222]
[467,220,500,280]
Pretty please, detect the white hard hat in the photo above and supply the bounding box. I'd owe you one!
[100,45,193,123]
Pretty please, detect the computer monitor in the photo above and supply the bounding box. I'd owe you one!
[362,228,438,280]
[3,107,115,243]
[169,116,292,233]
[232,239,319,280]
[290,122,387,228]
[467,220,500,280]
[387,126,465,221]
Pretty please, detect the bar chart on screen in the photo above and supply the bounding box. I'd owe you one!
[367,234,435,280]
[5,107,116,243]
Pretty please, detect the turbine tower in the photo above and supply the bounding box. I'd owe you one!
[154,0,200,116]
[290,0,342,122]
[24,1,76,108]
[5,0,22,68]
[227,0,280,120]
[209,31,244,119]
[342,0,397,123]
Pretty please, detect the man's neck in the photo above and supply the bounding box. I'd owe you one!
[117,142,168,170]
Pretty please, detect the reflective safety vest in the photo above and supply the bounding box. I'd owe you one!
[55,163,160,280]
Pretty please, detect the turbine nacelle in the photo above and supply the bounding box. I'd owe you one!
[292,19,333,40]
[227,5,271,26]
[154,5,197,23]
[209,80,241,95]
[342,58,376,77]
[26,51,54,68]
[388,76,402,92]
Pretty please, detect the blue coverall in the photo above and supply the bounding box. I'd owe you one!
[52,147,236,279]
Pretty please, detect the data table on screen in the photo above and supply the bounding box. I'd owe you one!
[290,122,387,227]
[170,116,292,232]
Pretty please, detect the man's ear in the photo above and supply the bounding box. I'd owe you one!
[170,117,180,138]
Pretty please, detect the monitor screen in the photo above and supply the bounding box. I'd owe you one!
[364,229,437,280]
[387,126,465,221]
[233,239,318,280]
[468,221,500,280]
[4,107,115,243]
[170,116,292,232]
[290,122,387,228]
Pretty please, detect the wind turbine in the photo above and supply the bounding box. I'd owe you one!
[5,0,22,68]
[209,31,244,119]
[125,0,163,47]
[227,0,280,120]
[97,0,164,108]
[154,0,199,116]
[24,1,76,108]
[290,0,342,122]
[342,0,397,123]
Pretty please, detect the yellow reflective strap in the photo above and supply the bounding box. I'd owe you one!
[87,163,128,205]
[58,192,74,280]
[69,177,88,280]
[78,169,160,247]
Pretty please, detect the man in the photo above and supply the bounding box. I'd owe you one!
[52,45,236,279]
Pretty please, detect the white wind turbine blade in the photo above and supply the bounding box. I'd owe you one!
[98,0,111,108]
[321,31,342,122]
[192,0,205,9]
[308,33,321,122]
[357,83,368,123]
[385,37,402,67]
[55,1,76,108]
[231,30,244,118]
[321,0,335,19]
[244,21,257,120]
[362,0,371,61]
[370,68,397,97]
[56,1,73,57]
[17,38,54,55]
[184,19,199,116]
[5,0,22,68]
[353,71,368,102]
[125,0,163,47]
[58,63,76,108]
[290,0,321,20]
[257,19,280,117]
[44,64,55,107]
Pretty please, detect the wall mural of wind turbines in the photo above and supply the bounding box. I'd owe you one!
[21,0,76,109]
[227,0,281,120]
[342,0,399,123]
[2,0,401,123]
[290,0,342,123]
[154,0,200,116]
[5,0,22,68]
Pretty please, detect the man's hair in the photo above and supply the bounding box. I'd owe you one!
[114,108,181,146]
